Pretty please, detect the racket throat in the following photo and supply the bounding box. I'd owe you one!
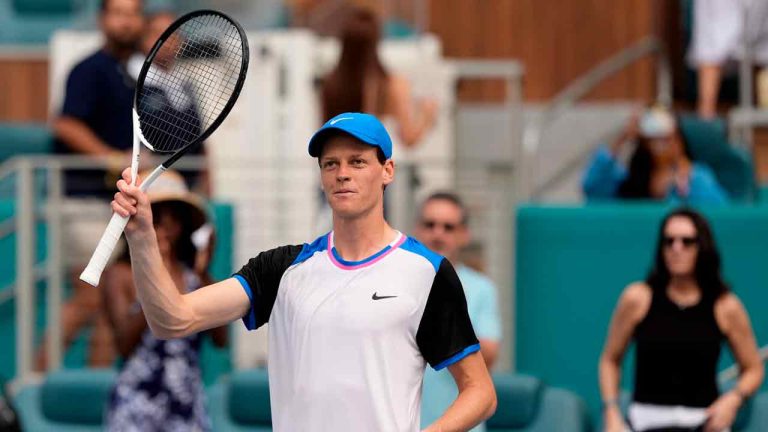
[140,165,168,192]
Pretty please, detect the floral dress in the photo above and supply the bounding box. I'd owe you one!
[106,271,210,432]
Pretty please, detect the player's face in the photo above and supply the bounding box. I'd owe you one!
[319,136,394,220]
[415,199,468,261]
[101,0,144,51]
[662,216,699,277]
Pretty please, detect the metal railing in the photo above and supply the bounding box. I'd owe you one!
[0,155,207,386]
[522,36,672,200]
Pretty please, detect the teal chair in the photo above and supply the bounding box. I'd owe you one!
[0,123,53,163]
[487,374,589,432]
[0,0,81,44]
[678,114,755,202]
[208,368,272,431]
[12,0,75,15]
[14,369,116,431]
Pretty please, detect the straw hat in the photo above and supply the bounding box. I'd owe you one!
[142,169,207,232]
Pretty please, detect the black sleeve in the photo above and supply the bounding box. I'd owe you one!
[234,244,303,330]
[416,258,479,369]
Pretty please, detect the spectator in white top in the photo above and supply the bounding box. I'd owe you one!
[688,0,768,118]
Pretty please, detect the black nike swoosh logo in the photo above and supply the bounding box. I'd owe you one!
[372,292,397,300]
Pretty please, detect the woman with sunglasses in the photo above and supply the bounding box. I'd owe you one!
[599,208,763,432]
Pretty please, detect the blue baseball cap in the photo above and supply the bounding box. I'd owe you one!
[308,112,393,159]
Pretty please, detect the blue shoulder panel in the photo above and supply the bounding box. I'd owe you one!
[291,233,330,266]
[400,236,444,272]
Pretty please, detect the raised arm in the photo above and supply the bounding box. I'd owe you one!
[113,168,250,339]
[388,75,437,148]
[54,116,118,156]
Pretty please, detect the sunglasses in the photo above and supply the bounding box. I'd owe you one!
[662,235,699,248]
[421,220,460,232]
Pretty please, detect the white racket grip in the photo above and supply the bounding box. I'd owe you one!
[79,212,130,286]
[79,165,166,287]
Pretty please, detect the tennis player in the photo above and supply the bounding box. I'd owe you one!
[112,112,497,431]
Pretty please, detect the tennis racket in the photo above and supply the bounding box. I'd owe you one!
[80,10,249,286]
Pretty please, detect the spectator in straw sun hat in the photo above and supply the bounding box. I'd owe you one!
[102,169,227,431]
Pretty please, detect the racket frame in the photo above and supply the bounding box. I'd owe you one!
[79,9,249,286]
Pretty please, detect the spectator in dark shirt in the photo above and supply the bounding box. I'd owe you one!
[35,0,145,371]
[53,0,144,197]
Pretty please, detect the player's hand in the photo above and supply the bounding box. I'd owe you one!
[113,168,154,237]
[704,391,742,432]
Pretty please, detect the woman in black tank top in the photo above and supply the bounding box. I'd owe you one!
[599,208,763,432]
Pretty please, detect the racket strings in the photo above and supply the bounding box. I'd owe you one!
[138,13,245,153]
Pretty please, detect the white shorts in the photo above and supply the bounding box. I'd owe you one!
[60,198,123,268]
[628,402,729,432]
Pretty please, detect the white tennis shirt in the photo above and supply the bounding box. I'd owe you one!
[234,231,479,431]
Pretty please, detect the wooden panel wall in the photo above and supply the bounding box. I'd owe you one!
[0,58,49,122]
[0,1,665,121]
[428,0,661,102]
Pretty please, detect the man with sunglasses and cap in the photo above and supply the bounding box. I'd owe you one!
[111,112,497,431]
[415,192,502,432]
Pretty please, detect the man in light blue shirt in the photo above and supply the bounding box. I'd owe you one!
[416,192,503,432]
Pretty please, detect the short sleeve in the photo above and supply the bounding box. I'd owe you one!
[234,244,303,330]
[61,62,100,121]
[416,259,479,370]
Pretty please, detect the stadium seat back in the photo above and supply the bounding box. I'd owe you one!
[229,369,272,425]
[12,0,74,15]
[14,369,115,431]
[678,114,754,201]
[208,368,272,431]
[486,374,543,428]
[0,123,53,163]
[40,369,115,424]
[487,373,588,432]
